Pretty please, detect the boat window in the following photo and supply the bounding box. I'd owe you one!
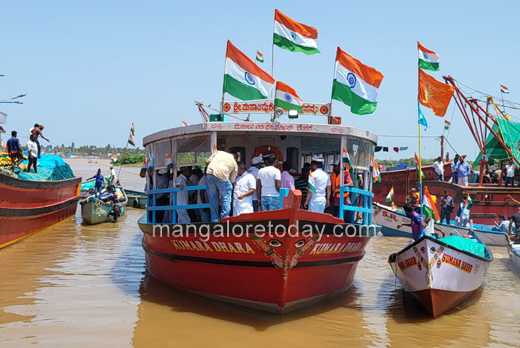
[348,137,374,170]
[154,140,172,170]
[175,135,212,168]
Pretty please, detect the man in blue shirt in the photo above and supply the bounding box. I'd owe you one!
[89,168,105,197]
[6,131,23,171]
[457,157,471,186]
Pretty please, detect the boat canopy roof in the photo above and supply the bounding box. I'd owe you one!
[475,118,520,166]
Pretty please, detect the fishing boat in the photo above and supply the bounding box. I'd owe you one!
[389,231,493,318]
[139,116,381,313]
[80,185,128,224]
[506,234,520,272]
[0,157,81,249]
[126,189,146,209]
[373,202,507,246]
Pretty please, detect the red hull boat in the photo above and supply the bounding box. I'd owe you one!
[140,191,374,313]
[0,173,81,249]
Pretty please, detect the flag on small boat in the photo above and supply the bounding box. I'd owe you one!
[464,193,473,209]
[332,47,384,115]
[307,171,317,193]
[110,154,118,163]
[423,186,440,221]
[418,69,454,117]
[415,153,425,179]
[342,147,353,173]
[130,123,135,136]
[418,102,428,130]
[418,42,440,71]
[386,186,394,202]
[273,10,319,55]
[182,120,190,126]
[148,153,153,173]
[501,85,509,94]
[274,81,303,112]
[223,40,275,101]
[444,119,451,130]
[128,134,136,147]
[256,51,264,63]
[213,145,218,154]
[140,157,147,178]
[167,153,173,174]
[371,156,381,184]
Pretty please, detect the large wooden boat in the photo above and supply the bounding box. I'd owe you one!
[506,234,520,273]
[389,231,492,318]
[139,120,381,313]
[373,202,506,246]
[80,186,128,224]
[126,189,146,209]
[0,169,81,249]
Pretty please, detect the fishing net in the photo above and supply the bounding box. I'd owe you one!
[438,235,487,259]
[14,155,76,181]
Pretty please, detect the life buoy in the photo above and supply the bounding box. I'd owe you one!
[252,146,284,170]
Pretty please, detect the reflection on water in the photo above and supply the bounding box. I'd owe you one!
[1,161,520,347]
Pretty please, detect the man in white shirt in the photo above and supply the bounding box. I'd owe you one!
[304,155,331,213]
[432,157,444,181]
[505,160,516,187]
[176,166,192,224]
[233,163,256,216]
[247,156,263,212]
[257,153,281,211]
[109,165,118,186]
[26,136,38,173]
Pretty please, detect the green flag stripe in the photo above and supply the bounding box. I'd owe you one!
[223,75,268,100]
[273,34,320,55]
[331,80,378,115]
[418,60,439,71]
[274,99,302,112]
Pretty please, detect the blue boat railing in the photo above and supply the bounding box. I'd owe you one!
[146,185,210,224]
[338,186,374,225]
[278,188,290,209]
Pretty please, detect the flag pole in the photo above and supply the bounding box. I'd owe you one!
[329,48,338,119]
[418,68,424,236]
[117,139,130,180]
[501,90,506,115]
[221,44,228,116]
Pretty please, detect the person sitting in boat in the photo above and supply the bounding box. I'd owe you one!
[455,196,471,227]
[331,162,354,222]
[6,130,23,171]
[99,192,122,222]
[303,155,331,213]
[205,150,238,222]
[247,156,263,212]
[88,168,105,197]
[257,153,282,211]
[493,214,515,232]
[483,170,492,184]
[176,166,192,224]
[233,162,256,216]
[509,208,520,243]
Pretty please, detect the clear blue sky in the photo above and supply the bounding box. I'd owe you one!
[1,0,518,160]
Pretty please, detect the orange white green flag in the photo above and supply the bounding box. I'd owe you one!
[332,47,384,115]
[223,40,275,101]
[274,81,303,112]
[274,10,319,55]
[423,186,440,221]
[342,147,353,174]
[418,42,440,71]
[371,156,381,184]
[386,186,394,202]
[140,157,148,178]
[167,153,173,174]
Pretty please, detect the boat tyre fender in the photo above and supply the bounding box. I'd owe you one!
[133,199,139,208]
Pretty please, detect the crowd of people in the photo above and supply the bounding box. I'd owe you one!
[150,150,361,224]
[4,124,49,172]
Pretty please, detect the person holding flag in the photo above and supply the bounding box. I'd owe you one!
[456,195,472,227]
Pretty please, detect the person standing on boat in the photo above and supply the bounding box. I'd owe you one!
[331,162,354,221]
[304,155,331,213]
[6,131,23,171]
[281,162,295,190]
[439,190,454,225]
[397,203,427,241]
[233,163,256,216]
[109,165,118,186]
[257,153,281,211]
[30,124,49,159]
[455,196,471,227]
[205,150,238,222]
[504,160,516,187]
[457,156,471,186]
[176,166,192,224]
[26,135,38,173]
[295,164,311,207]
[432,157,444,181]
[406,188,421,213]
[247,156,263,212]
[89,168,105,197]
[451,154,460,184]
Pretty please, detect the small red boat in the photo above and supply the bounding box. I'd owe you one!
[0,171,81,249]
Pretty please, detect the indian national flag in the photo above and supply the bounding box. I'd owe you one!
[501,85,510,94]
[444,119,451,130]
[223,40,275,101]
[415,153,425,179]
[307,170,317,193]
[342,147,353,173]
[167,153,173,174]
[256,51,264,63]
[423,186,440,221]
[128,134,136,147]
[212,145,218,154]
[332,47,384,115]
[130,123,135,136]
[386,185,394,202]
[182,120,190,126]
[140,157,147,178]
[371,156,381,184]
[418,41,440,71]
[274,81,303,112]
[464,193,473,209]
[274,9,319,55]
[110,154,118,163]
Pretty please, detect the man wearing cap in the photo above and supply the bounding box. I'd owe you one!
[205,150,238,222]
[247,156,263,211]
[304,155,331,213]
[439,190,454,225]
[432,157,444,181]
[175,166,192,224]
[331,162,354,220]
[233,162,256,216]
[281,162,295,190]
[257,153,281,211]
